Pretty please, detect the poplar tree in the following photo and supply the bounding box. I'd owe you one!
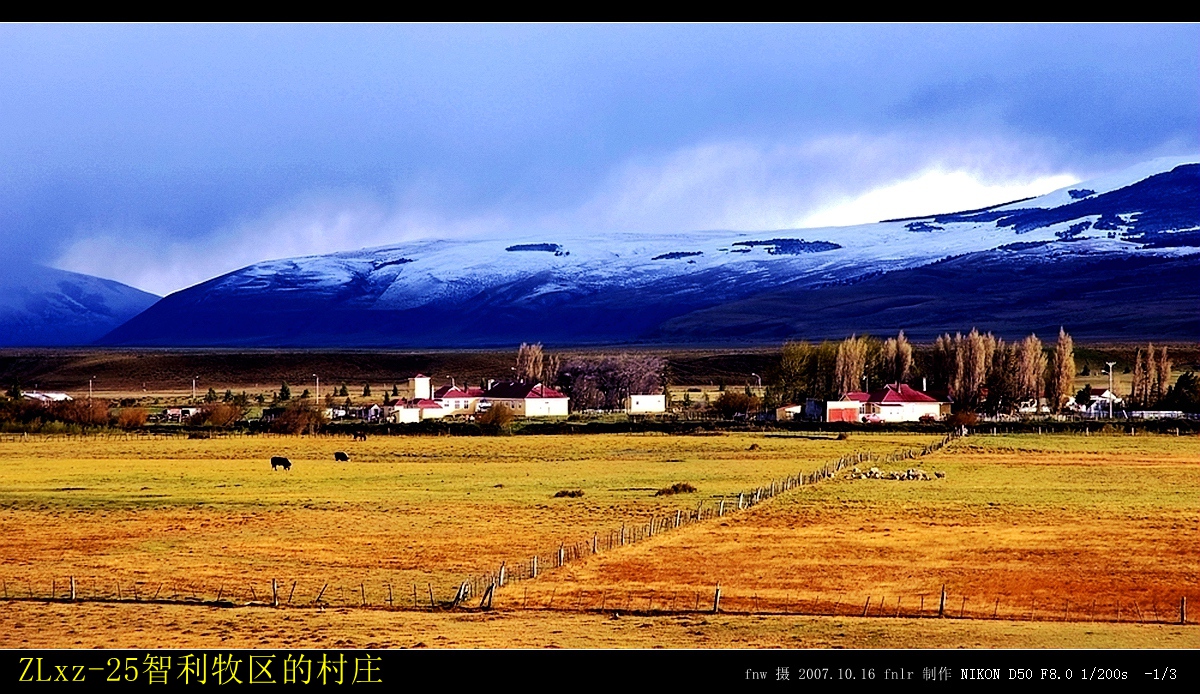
[1049,327,1076,412]
[835,334,869,395]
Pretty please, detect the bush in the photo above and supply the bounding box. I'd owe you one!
[947,411,979,427]
[191,403,248,428]
[269,401,327,434]
[553,489,584,498]
[477,402,514,427]
[713,392,759,419]
[655,482,697,496]
[116,408,148,430]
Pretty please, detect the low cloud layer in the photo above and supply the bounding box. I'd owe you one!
[57,132,1091,295]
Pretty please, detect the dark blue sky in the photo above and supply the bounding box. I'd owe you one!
[1,24,1196,294]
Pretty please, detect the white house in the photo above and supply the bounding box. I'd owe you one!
[23,391,73,403]
[481,381,569,417]
[828,384,947,423]
[432,385,486,416]
[625,394,666,414]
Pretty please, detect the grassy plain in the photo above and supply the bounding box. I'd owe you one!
[521,434,1200,629]
[2,430,1197,649]
[0,431,935,604]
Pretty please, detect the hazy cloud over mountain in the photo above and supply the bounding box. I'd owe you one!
[0,24,1194,295]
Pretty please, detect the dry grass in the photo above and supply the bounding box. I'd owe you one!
[516,433,1200,626]
[3,600,1195,649]
[0,431,935,606]
[4,430,1196,648]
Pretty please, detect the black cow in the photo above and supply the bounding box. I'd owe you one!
[334,451,350,462]
[271,456,292,471]
[352,432,368,441]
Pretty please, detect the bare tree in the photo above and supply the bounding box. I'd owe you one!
[1153,345,1171,405]
[835,335,869,395]
[879,331,914,385]
[1049,327,1076,412]
[1131,347,1148,406]
[1017,334,1047,405]
[516,342,544,383]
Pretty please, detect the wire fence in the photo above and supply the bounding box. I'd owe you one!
[1,575,1191,627]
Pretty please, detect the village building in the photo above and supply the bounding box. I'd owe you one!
[625,393,666,414]
[480,381,569,417]
[432,384,487,416]
[826,384,948,423]
[22,391,73,403]
[775,403,806,421]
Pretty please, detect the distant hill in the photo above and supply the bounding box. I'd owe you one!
[98,156,1199,347]
[0,266,159,347]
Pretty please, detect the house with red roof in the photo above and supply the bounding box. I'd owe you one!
[480,381,569,417]
[826,383,949,423]
[432,384,487,416]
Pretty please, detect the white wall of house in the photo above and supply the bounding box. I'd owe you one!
[869,402,942,422]
[626,394,666,414]
[524,397,569,417]
[435,397,481,415]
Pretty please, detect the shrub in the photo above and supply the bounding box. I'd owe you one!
[947,411,979,427]
[553,489,584,498]
[477,402,514,427]
[269,401,327,434]
[655,482,697,496]
[116,408,148,430]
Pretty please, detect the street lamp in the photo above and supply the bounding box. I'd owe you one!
[751,373,761,388]
[313,374,319,401]
[89,376,95,401]
[1104,361,1117,419]
[862,374,869,393]
[192,376,198,402]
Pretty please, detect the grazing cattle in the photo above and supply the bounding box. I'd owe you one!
[271,456,292,471]
[353,432,368,441]
[334,451,350,462]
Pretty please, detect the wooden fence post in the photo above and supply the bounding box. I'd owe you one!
[531,556,538,578]
[498,562,506,587]
[712,584,721,613]
[315,583,328,604]
[428,583,435,609]
[1181,597,1187,625]
[288,581,297,605]
[387,583,393,607]
[272,579,279,607]
[938,585,946,618]
[70,576,76,601]
[360,583,366,607]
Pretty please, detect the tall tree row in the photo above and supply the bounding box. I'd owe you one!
[931,329,997,407]
[1131,343,1171,407]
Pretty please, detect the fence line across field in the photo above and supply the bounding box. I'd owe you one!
[0,573,1191,627]
[460,431,964,602]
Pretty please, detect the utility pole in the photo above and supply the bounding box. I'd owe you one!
[89,377,94,401]
[192,376,198,403]
[751,372,761,388]
[1106,361,1117,419]
[313,374,319,401]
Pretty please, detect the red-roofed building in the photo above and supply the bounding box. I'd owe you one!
[480,381,569,417]
[432,384,487,416]
[826,384,949,423]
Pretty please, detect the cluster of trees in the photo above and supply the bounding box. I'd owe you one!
[1129,343,1172,407]
[769,328,1082,414]
[0,397,130,431]
[556,353,666,411]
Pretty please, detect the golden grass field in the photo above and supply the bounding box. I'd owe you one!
[1,430,1197,648]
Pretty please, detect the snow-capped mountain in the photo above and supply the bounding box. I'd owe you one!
[98,156,1199,347]
[0,266,160,347]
